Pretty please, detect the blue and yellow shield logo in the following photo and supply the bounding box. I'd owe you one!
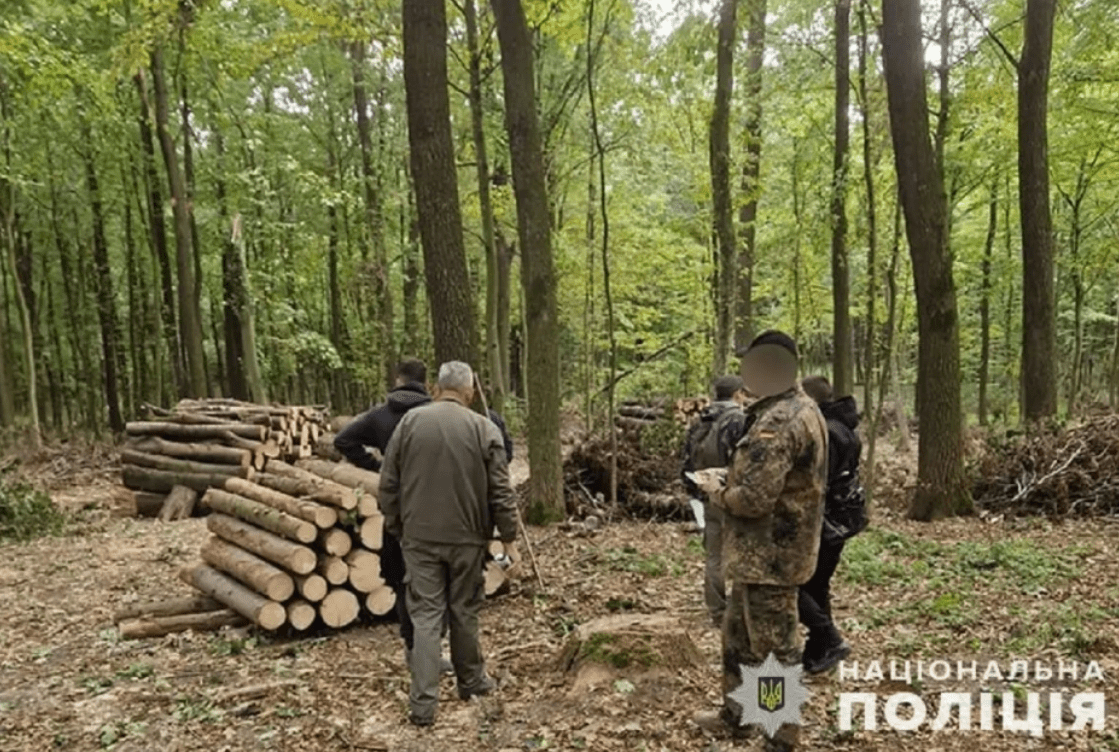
[758,677,785,712]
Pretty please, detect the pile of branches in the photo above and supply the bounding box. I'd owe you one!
[972,414,1119,517]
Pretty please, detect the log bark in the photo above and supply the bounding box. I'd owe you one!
[294,458,380,497]
[224,477,338,528]
[159,484,199,521]
[122,448,252,479]
[264,461,357,510]
[114,594,223,623]
[320,528,353,557]
[286,600,316,631]
[202,488,317,543]
[128,436,251,467]
[294,573,328,602]
[365,585,396,617]
[206,513,317,574]
[123,465,246,494]
[345,549,382,593]
[319,588,360,629]
[201,536,295,601]
[318,555,349,585]
[126,421,266,441]
[180,563,286,630]
[119,609,247,639]
[359,515,383,551]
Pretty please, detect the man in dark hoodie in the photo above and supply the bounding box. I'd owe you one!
[333,359,432,472]
[798,375,862,674]
[680,375,749,625]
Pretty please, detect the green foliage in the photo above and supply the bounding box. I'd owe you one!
[208,635,256,657]
[0,470,65,543]
[600,545,682,577]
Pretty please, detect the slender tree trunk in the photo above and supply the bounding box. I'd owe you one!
[351,40,397,390]
[735,0,766,354]
[1019,0,1058,421]
[709,0,736,375]
[149,50,206,397]
[213,128,248,401]
[831,0,852,396]
[978,181,997,426]
[403,1,478,367]
[492,0,564,522]
[857,0,877,420]
[179,66,207,392]
[401,175,422,358]
[496,229,512,401]
[882,0,969,519]
[584,137,596,433]
[229,215,267,404]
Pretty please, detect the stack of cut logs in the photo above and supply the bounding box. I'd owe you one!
[114,400,519,639]
[613,397,710,433]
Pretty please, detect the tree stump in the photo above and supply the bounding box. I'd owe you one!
[159,485,199,521]
[557,614,703,692]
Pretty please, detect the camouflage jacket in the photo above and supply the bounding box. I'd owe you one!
[714,386,828,587]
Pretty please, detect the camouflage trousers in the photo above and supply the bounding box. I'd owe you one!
[722,582,802,749]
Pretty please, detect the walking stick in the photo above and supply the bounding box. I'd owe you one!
[474,372,545,590]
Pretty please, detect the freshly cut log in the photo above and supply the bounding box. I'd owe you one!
[125,421,267,442]
[320,528,353,557]
[131,491,166,518]
[486,540,505,558]
[123,465,247,494]
[319,588,360,629]
[119,609,247,639]
[122,448,253,479]
[128,437,251,468]
[365,585,396,616]
[356,491,378,518]
[345,549,382,593]
[224,478,338,529]
[318,555,349,585]
[286,600,316,631]
[114,594,223,624]
[265,462,357,510]
[484,561,509,597]
[159,485,199,522]
[312,433,343,462]
[207,514,317,575]
[295,459,380,497]
[359,515,384,550]
[617,405,663,421]
[180,564,286,630]
[201,537,295,601]
[294,573,328,602]
[202,488,317,544]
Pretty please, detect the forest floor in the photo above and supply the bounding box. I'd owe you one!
[1,443,1119,751]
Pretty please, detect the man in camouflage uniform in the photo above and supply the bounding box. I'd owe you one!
[694,331,828,751]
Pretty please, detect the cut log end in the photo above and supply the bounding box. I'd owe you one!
[319,589,360,629]
[286,600,317,631]
[365,585,396,617]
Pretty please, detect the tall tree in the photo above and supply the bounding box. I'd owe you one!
[709,0,736,375]
[150,48,207,397]
[978,180,998,426]
[831,0,852,396]
[736,0,766,353]
[882,0,970,519]
[491,0,564,522]
[403,0,477,366]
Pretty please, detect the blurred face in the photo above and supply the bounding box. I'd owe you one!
[741,344,798,398]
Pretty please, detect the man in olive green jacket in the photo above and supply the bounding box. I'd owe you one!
[379,361,517,727]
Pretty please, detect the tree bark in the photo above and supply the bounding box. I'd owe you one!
[223,477,338,528]
[709,0,736,375]
[207,513,317,574]
[121,448,252,479]
[736,0,767,353]
[122,465,244,494]
[403,3,477,366]
[118,609,246,639]
[201,536,295,601]
[158,484,199,521]
[882,0,970,519]
[857,0,877,420]
[260,461,357,510]
[213,128,248,402]
[831,0,852,397]
[114,595,223,624]
[125,420,266,441]
[491,0,565,522]
[202,488,317,544]
[179,563,286,630]
[979,181,997,426]
[149,48,206,397]
[229,215,267,403]
[1019,0,1058,421]
[128,436,250,467]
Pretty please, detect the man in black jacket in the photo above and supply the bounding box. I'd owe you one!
[334,359,431,472]
[799,375,859,674]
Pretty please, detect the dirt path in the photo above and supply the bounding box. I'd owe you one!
[1,497,1118,750]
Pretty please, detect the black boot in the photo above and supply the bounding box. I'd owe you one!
[804,635,850,674]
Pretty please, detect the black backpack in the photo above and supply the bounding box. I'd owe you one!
[822,420,868,542]
[690,405,744,470]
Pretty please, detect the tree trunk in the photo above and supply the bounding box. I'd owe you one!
[831,0,852,397]
[1018,0,1058,421]
[736,0,766,353]
[114,595,223,623]
[857,0,877,419]
[118,609,246,639]
[202,488,317,544]
[125,421,266,441]
[229,215,267,403]
[402,4,477,367]
[213,128,248,402]
[978,181,997,426]
[351,40,397,389]
[492,0,565,522]
[122,465,245,495]
[709,0,736,375]
[496,229,513,401]
[128,436,250,467]
[224,477,338,528]
[201,536,296,602]
[149,49,206,398]
[206,513,317,575]
[882,0,969,519]
[86,151,126,433]
[259,462,357,510]
[179,563,286,630]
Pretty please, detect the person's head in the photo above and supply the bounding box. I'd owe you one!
[394,359,427,387]
[801,375,834,405]
[713,375,747,404]
[739,330,799,398]
[434,361,475,404]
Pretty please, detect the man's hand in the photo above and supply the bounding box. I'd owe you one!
[685,468,727,496]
